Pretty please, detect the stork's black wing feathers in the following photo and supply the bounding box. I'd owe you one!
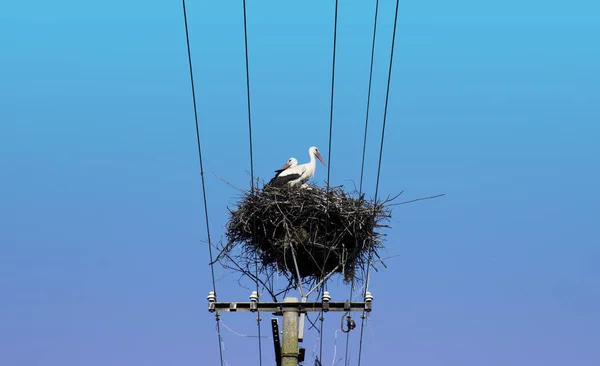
[268,173,302,187]
[267,173,279,186]
[266,168,283,187]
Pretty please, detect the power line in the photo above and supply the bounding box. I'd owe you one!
[325,0,339,188]
[321,0,340,362]
[180,1,224,365]
[241,0,263,365]
[242,0,255,190]
[344,0,381,364]
[358,0,401,364]
[358,0,380,197]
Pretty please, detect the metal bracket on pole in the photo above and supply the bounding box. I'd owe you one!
[271,318,282,366]
[298,296,307,342]
[208,300,371,313]
[298,347,306,363]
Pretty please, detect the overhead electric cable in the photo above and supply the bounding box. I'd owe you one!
[181,1,224,365]
[320,0,340,363]
[357,0,401,364]
[325,0,339,189]
[241,0,264,365]
[343,0,381,364]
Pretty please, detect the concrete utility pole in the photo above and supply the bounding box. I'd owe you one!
[282,297,299,366]
[207,291,373,365]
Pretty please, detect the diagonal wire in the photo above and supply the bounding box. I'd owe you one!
[320,0,340,362]
[343,0,381,364]
[325,0,339,189]
[241,0,263,365]
[181,1,224,365]
[358,0,401,364]
[357,0,380,198]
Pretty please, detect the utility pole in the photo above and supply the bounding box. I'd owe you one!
[207,291,374,365]
[282,297,299,366]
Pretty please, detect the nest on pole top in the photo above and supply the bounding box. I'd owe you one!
[218,183,394,297]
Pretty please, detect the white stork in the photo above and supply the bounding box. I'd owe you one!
[269,146,326,187]
[267,157,298,186]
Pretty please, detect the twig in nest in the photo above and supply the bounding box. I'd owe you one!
[212,172,245,192]
[391,193,445,206]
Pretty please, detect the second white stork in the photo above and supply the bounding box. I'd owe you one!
[270,146,326,187]
[267,157,298,186]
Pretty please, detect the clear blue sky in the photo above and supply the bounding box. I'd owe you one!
[1,0,599,365]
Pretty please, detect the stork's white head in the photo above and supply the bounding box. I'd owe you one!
[279,157,298,170]
[309,146,326,166]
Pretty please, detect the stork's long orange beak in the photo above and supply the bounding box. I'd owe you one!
[279,162,291,170]
[316,152,326,166]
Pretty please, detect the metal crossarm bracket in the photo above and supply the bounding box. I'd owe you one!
[208,301,371,314]
[271,318,282,366]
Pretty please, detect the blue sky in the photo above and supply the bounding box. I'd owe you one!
[1,0,599,365]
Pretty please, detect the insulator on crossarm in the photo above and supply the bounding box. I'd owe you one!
[249,291,259,311]
[322,291,332,312]
[365,291,373,303]
[207,291,216,303]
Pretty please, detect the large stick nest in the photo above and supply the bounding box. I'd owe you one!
[218,183,394,297]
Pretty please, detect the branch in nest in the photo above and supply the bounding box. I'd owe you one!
[212,172,247,193]
[390,193,445,206]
